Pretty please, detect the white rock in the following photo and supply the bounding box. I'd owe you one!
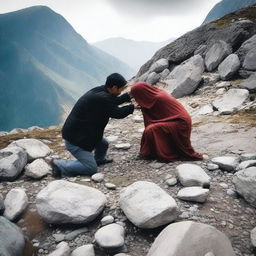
[240,152,256,161]
[95,223,125,249]
[177,187,209,203]
[250,227,256,248]
[25,159,51,179]
[149,58,169,73]
[218,54,240,80]
[176,164,211,187]
[212,89,249,114]
[211,156,240,172]
[0,146,27,181]
[4,188,28,221]
[106,135,119,142]
[71,244,95,256]
[166,178,178,186]
[147,221,235,256]
[114,143,131,150]
[48,242,70,256]
[10,138,51,161]
[207,163,219,171]
[91,173,104,182]
[237,160,256,170]
[119,181,178,229]
[233,167,256,207]
[101,215,115,226]
[197,105,214,115]
[105,183,116,190]
[36,180,107,224]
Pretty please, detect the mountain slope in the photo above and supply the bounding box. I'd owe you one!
[93,37,174,71]
[0,6,134,131]
[203,0,256,24]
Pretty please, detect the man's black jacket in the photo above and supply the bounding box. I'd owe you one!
[62,85,134,151]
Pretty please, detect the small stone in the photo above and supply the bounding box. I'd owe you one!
[165,178,178,186]
[114,143,131,150]
[105,183,116,190]
[101,215,115,226]
[91,173,104,183]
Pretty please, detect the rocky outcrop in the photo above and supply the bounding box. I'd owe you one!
[36,180,107,224]
[119,181,178,228]
[147,221,235,256]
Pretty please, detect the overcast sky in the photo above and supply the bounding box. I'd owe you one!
[1,0,221,43]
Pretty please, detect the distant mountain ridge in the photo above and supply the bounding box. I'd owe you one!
[93,37,175,71]
[0,6,134,131]
[203,0,256,24]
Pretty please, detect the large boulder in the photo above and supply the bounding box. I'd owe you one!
[10,138,51,161]
[0,216,25,256]
[218,54,240,80]
[212,89,249,114]
[163,55,204,98]
[205,40,232,71]
[243,48,256,71]
[0,146,27,181]
[119,181,178,229]
[237,34,256,62]
[176,164,211,187]
[4,188,28,221]
[233,167,256,207]
[36,180,107,224]
[147,221,235,256]
[240,73,256,92]
[149,58,169,73]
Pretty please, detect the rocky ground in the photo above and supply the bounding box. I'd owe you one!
[0,74,256,256]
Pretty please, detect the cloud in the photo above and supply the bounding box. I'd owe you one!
[106,0,217,18]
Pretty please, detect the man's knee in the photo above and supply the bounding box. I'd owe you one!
[86,162,98,175]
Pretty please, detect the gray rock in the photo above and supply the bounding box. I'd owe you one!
[212,89,249,114]
[243,48,256,71]
[0,194,4,214]
[4,188,28,221]
[101,215,115,226]
[197,105,214,115]
[10,138,51,161]
[211,156,240,172]
[71,244,95,256]
[177,187,209,203]
[114,143,131,150]
[0,146,27,181]
[25,158,51,179]
[194,44,207,57]
[146,72,160,85]
[205,40,232,71]
[237,160,256,170]
[241,152,256,161]
[207,163,219,171]
[251,227,256,248]
[164,55,204,98]
[105,183,117,190]
[240,73,256,92]
[218,54,240,80]
[91,173,104,183]
[176,163,211,187]
[36,180,107,224]
[166,178,178,186]
[149,58,169,73]
[160,68,170,80]
[65,227,88,241]
[237,34,256,61]
[147,221,235,256]
[48,242,70,256]
[0,216,25,256]
[53,234,65,243]
[233,167,256,207]
[95,223,125,249]
[119,181,178,229]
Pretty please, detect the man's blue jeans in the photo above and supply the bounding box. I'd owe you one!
[54,138,108,176]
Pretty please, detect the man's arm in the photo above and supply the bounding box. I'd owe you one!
[108,100,134,119]
[114,92,131,105]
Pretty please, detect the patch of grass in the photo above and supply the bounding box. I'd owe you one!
[212,5,256,27]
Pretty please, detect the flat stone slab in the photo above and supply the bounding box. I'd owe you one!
[176,164,211,187]
[119,181,178,229]
[10,138,51,161]
[36,180,107,224]
[177,187,209,203]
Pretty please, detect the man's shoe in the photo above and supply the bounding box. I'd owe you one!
[50,159,62,178]
[96,158,113,166]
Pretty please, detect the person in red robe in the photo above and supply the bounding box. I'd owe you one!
[130,82,203,162]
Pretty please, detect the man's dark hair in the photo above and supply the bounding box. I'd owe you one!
[105,73,127,88]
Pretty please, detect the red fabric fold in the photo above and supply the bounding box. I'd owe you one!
[131,82,203,161]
